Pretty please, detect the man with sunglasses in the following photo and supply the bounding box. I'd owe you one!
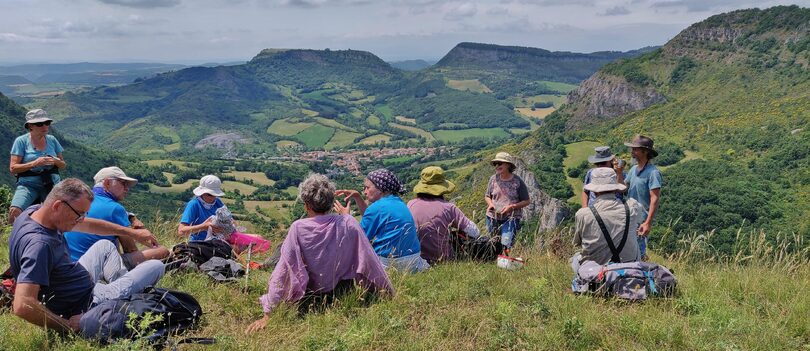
[8,178,164,332]
[8,109,66,224]
[65,167,170,268]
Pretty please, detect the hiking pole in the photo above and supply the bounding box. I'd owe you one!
[243,243,254,293]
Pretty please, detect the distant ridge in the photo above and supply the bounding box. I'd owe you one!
[389,59,435,71]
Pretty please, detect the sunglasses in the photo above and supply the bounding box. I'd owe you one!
[493,162,504,166]
[61,200,87,222]
[30,121,52,127]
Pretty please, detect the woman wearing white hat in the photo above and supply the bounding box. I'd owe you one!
[177,175,228,241]
[8,109,66,223]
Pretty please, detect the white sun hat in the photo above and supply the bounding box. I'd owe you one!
[193,175,225,197]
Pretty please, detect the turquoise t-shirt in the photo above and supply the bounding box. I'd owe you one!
[10,134,63,186]
[360,195,421,258]
[624,163,662,220]
[180,197,224,241]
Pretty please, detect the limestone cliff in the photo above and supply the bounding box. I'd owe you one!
[564,72,666,129]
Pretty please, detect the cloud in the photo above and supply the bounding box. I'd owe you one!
[273,0,372,7]
[601,6,631,16]
[649,0,753,13]
[98,0,181,8]
[0,32,66,44]
[444,2,478,21]
[486,6,509,15]
[499,0,596,6]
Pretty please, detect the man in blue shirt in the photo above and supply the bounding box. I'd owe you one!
[65,167,169,268]
[617,135,663,260]
[9,178,163,332]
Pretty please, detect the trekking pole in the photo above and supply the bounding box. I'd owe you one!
[243,243,254,293]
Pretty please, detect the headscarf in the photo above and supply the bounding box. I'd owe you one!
[367,169,407,195]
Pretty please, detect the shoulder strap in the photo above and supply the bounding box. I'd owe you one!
[588,201,630,263]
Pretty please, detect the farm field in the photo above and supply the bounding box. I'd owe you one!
[226,171,276,186]
[244,200,296,221]
[516,107,556,119]
[222,180,258,195]
[325,130,363,150]
[294,124,336,148]
[536,80,578,93]
[432,128,510,143]
[359,134,391,145]
[276,140,301,149]
[563,141,602,203]
[268,119,313,136]
[390,123,435,141]
[316,117,356,131]
[367,115,381,127]
[446,79,492,93]
[511,94,567,108]
[394,116,416,124]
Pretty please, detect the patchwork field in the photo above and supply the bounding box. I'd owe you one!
[359,134,391,145]
[268,119,313,136]
[294,124,336,148]
[276,140,301,149]
[536,80,578,93]
[511,94,567,108]
[390,123,435,141]
[447,79,492,93]
[144,159,198,169]
[395,116,416,124]
[516,107,556,119]
[367,115,381,127]
[226,171,276,186]
[325,130,363,150]
[432,128,510,143]
[244,200,297,221]
[222,180,258,195]
[376,105,394,120]
[316,117,356,131]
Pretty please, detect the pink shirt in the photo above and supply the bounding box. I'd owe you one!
[407,197,478,263]
[259,214,394,313]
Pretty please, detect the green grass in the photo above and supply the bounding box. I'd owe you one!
[244,200,296,221]
[268,119,313,136]
[294,124,336,149]
[376,105,394,120]
[226,171,276,186]
[315,117,357,132]
[447,79,492,93]
[325,130,363,150]
[367,115,381,127]
[1,221,808,350]
[359,134,391,145]
[536,80,578,93]
[432,128,510,143]
[563,141,602,203]
[389,123,435,141]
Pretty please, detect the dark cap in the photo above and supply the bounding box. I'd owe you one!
[624,135,658,158]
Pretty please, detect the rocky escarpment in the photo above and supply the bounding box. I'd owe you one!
[512,156,570,231]
[564,72,666,129]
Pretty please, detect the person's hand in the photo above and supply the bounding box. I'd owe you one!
[209,223,227,234]
[35,156,55,167]
[637,222,651,237]
[613,158,624,174]
[131,228,159,247]
[499,204,513,215]
[245,315,269,334]
[334,200,351,215]
[335,189,361,203]
[130,217,145,230]
[68,313,83,332]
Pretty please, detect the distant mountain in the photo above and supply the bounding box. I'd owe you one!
[388,59,435,71]
[0,75,33,95]
[0,62,186,81]
[472,5,810,255]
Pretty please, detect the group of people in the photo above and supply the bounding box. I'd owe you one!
[6,108,661,337]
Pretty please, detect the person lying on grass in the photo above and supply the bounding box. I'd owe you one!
[334,168,430,272]
[246,173,394,333]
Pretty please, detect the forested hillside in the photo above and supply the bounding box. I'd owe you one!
[452,5,809,257]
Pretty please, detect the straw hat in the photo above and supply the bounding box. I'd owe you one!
[193,175,225,197]
[413,166,456,196]
[491,152,515,166]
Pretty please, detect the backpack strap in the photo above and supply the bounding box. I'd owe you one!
[588,200,630,263]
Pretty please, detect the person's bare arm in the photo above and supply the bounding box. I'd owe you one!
[335,190,368,215]
[13,283,78,332]
[72,218,158,247]
[580,191,590,209]
[9,155,55,175]
[638,188,661,237]
[177,217,215,237]
[500,199,530,215]
[52,153,66,169]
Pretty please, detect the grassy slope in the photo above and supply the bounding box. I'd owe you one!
[0,223,807,350]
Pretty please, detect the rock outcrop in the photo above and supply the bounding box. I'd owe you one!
[565,72,666,128]
[513,156,570,231]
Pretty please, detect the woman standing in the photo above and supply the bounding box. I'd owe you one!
[8,109,66,223]
[484,152,530,255]
[335,168,429,272]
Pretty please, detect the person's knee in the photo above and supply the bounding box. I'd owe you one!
[139,259,166,280]
[90,239,118,253]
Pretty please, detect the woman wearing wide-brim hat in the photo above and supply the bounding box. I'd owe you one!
[407,166,480,264]
[484,152,530,254]
[177,174,229,241]
[8,109,67,223]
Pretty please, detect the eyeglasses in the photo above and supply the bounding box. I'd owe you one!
[30,121,52,127]
[61,201,86,221]
[493,162,503,166]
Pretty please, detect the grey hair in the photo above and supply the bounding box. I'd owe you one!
[297,173,336,214]
[45,178,93,205]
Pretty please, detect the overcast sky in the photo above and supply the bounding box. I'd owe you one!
[1,0,807,64]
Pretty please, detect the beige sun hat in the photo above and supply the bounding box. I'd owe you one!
[583,168,627,193]
[93,167,138,187]
[491,152,515,166]
[24,109,53,126]
[193,175,225,197]
[413,166,456,196]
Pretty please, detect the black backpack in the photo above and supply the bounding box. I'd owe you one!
[80,287,203,345]
[452,235,504,262]
[165,240,234,271]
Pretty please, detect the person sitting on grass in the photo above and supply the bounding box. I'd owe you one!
[64,167,170,268]
[246,173,393,333]
[177,175,228,241]
[407,166,480,264]
[334,168,430,273]
[9,178,165,332]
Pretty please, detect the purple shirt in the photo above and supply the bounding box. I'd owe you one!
[407,198,477,263]
[259,214,394,313]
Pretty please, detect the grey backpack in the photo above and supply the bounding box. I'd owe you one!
[572,260,677,300]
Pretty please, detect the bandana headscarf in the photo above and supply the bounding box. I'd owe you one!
[367,169,406,195]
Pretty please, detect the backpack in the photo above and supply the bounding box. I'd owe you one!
[1,268,15,310]
[165,240,234,271]
[452,235,504,262]
[79,287,203,344]
[572,260,677,300]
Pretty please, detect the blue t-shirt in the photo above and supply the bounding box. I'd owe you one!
[10,134,64,187]
[8,205,94,318]
[360,195,421,258]
[624,163,663,220]
[64,189,129,261]
[583,168,625,206]
[180,196,224,241]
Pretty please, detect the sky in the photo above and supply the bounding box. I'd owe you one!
[1,0,808,64]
